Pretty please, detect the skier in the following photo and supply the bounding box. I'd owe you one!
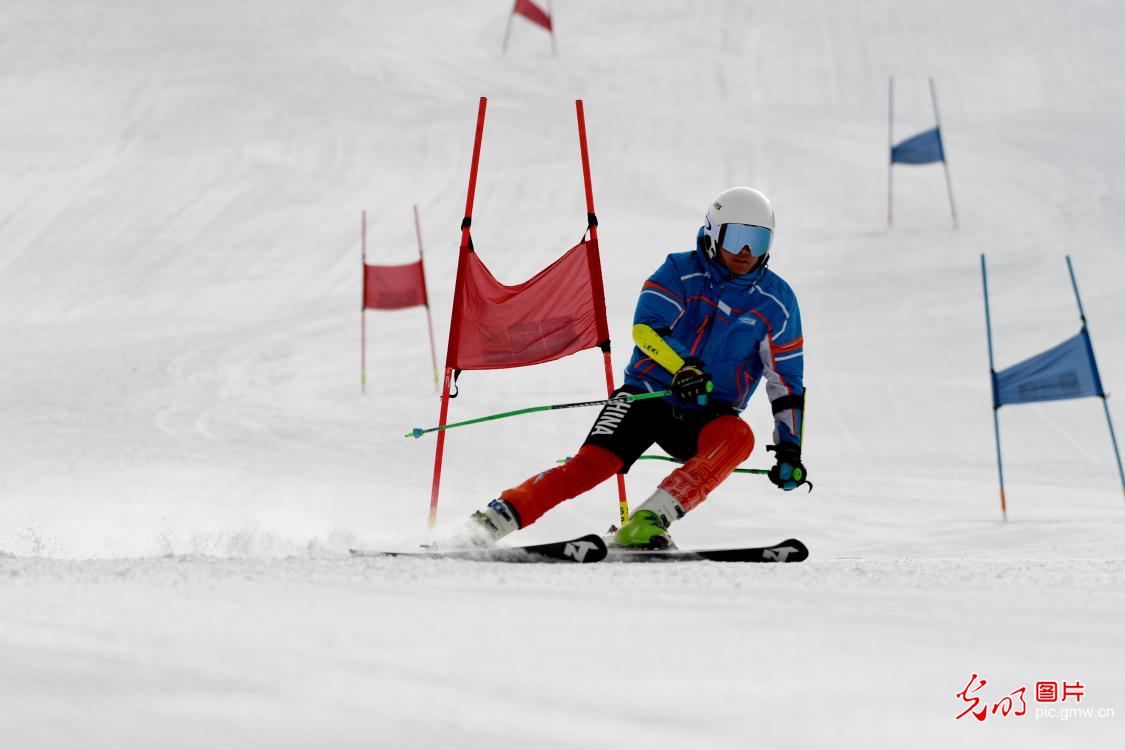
[467,186,807,548]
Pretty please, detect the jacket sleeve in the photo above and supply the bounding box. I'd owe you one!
[758,287,805,450]
[632,255,693,370]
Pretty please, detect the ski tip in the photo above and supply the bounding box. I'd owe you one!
[774,538,810,562]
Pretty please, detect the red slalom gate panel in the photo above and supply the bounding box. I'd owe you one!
[363,261,427,311]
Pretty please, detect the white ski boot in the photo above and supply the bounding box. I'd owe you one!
[460,499,520,547]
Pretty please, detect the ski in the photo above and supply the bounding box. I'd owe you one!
[605,537,808,563]
[349,535,805,564]
[349,533,608,564]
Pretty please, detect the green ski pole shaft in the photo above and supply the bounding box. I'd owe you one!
[406,390,672,439]
[635,454,770,475]
[556,453,769,476]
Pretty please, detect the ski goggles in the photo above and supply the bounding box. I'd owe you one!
[717,223,772,257]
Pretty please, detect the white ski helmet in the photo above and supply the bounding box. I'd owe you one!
[702,187,775,261]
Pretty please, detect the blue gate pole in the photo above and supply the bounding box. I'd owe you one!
[931,77,958,229]
[981,255,1007,520]
[1102,400,1125,502]
[888,76,894,228]
[1066,256,1125,501]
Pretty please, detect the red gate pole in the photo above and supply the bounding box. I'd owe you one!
[429,97,488,527]
[414,204,439,392]
[548,0,557,56]
[501,4,515,54]
[576,99,630,525]
[360,210,367,394]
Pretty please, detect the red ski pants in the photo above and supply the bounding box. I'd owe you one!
[500,445,622,527]
[500,415,754,527]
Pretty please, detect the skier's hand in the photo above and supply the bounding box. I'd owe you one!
[767,442,810,491]
[671,357,713,405]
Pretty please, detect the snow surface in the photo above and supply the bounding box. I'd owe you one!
[2,0,1123,747]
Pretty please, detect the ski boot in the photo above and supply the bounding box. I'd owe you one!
[462,499,521,547]
[614,510,672,548]
[613,489,685,549]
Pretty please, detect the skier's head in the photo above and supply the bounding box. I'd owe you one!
[701,186,774,277]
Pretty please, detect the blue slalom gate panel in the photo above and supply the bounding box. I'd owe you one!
[891,127,944,164]
[993,330,1104,407]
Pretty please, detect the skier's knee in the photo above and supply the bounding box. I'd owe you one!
[699,415,754,461]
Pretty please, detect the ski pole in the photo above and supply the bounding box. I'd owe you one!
[405,390,672,439]
[636,454,771,475]
[558,453,770,476]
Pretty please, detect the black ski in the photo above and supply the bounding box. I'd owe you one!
[605,537,808,563]
[349,533,608,564]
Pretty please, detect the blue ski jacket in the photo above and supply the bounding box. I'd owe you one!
[624,231,805,450]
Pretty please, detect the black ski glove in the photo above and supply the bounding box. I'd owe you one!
[671,357,713,406]
[767,442,811,492]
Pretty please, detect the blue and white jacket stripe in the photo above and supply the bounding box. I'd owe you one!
[624,234,805,449]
